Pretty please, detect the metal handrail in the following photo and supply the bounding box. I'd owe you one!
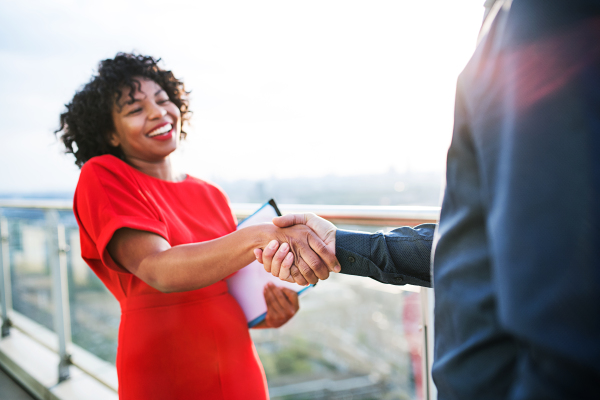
[0,200,440,226]
[0,199,73,210]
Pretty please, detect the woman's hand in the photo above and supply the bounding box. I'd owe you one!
[258,283,299,328]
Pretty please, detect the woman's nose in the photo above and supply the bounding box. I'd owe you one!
[149,103,168,119]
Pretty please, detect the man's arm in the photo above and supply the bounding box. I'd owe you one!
[257,212,435,287]
[335,225,434,287]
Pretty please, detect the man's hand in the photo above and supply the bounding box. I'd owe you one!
[267,223,338,285]
[254,283,299,329]
[255,213,339,284]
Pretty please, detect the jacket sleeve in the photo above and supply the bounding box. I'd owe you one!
[335,224,435,287]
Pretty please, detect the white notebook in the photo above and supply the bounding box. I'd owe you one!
[226,199,312,327]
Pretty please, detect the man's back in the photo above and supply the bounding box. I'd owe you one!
[432,1,600,398]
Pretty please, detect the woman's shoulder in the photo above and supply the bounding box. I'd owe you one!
[185,176,231,205]
[77,155,137,192]
[81,154,127,174]
[186,175,227,193]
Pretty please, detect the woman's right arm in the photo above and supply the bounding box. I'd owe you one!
[107,222,338,293]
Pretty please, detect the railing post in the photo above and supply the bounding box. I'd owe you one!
[46,210,72,382]
[0,215,12,337]
[420,287,437,400]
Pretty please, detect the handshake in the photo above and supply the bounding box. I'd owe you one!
[254,213,340,286]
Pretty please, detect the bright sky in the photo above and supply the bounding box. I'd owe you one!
[0,0,483,193]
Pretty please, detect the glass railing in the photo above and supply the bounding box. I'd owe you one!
[0,200,438,400]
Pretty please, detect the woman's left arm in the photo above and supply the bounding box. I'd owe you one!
[253,283,299,329]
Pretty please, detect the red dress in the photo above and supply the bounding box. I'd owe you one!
[73,155,269,400]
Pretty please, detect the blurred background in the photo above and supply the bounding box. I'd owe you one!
[0,1,484,399]
[0,0,482,204]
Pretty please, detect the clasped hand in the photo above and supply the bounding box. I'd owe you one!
[255,213,338,285]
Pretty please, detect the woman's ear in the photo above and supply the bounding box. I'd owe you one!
[108,132,120,147]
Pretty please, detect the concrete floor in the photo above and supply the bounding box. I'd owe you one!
[0,366,36,400]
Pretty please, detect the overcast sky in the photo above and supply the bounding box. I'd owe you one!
[0,0,483,193]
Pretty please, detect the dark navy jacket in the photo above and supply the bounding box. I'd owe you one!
[335,1,600,398]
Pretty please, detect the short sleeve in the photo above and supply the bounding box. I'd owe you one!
[74,158,169,273]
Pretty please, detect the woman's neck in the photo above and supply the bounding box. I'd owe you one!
[125,156,184,182]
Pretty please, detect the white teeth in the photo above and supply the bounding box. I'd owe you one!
[148,124,172,137]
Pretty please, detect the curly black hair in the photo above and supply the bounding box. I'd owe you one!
[56,53,190,168]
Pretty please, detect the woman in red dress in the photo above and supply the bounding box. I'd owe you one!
[56,53,338,399]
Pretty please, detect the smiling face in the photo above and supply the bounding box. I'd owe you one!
[109,78,182,163]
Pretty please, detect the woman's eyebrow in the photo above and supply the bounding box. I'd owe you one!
[119,90,160,109]
[123,93,149,106]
